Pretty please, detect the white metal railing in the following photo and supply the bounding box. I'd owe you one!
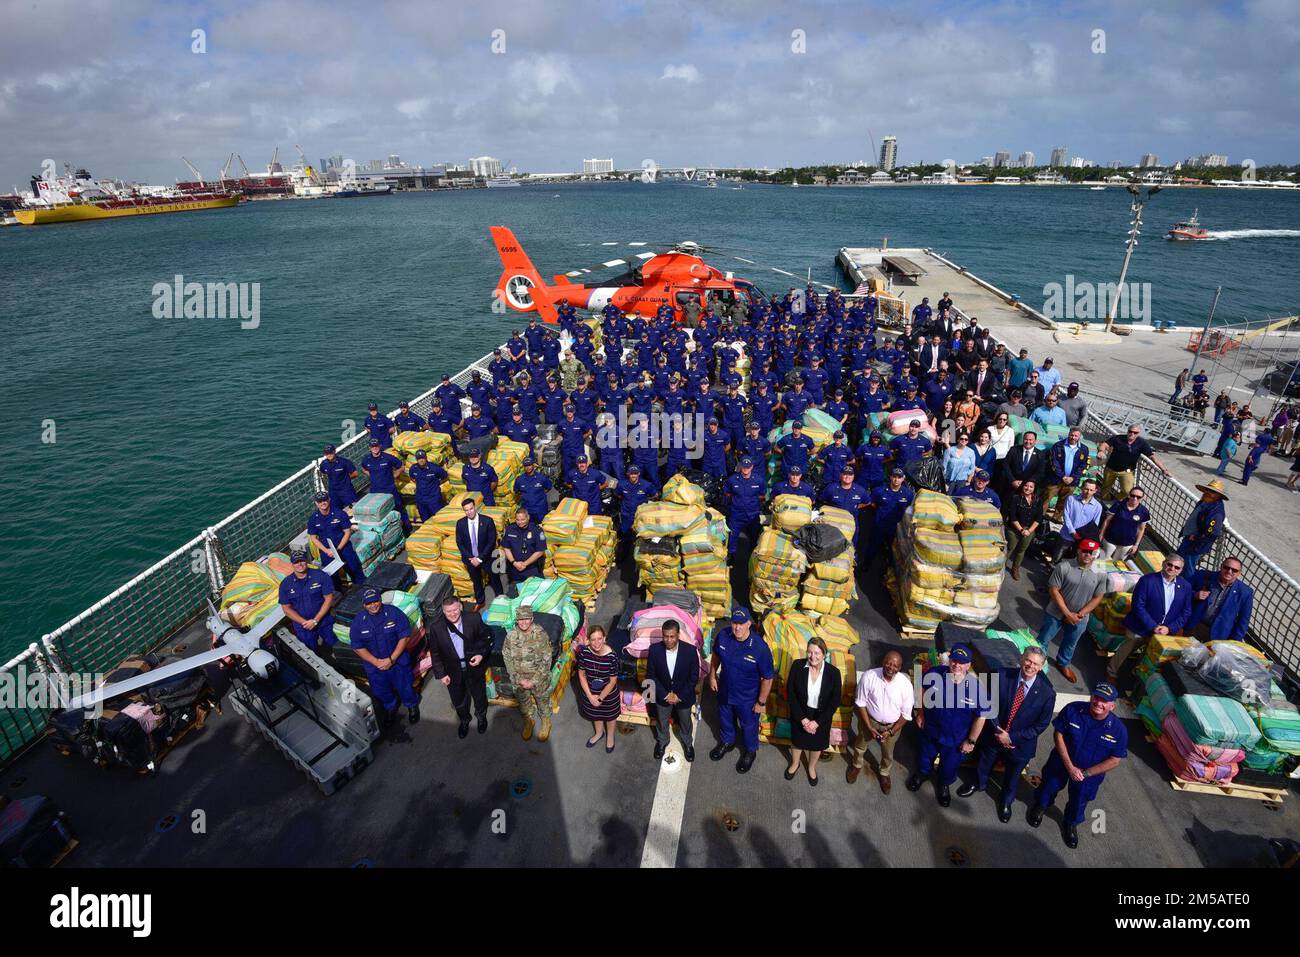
[0,644,56,763]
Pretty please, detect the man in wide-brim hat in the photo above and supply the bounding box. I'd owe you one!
[1176,478,1228,580]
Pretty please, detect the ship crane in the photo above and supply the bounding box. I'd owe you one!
[220,153,235,183]
[235,154,252,178]
[181,156,205,185]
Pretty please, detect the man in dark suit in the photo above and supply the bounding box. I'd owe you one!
[647,619,699,762]
[1003,431,1046,498]
[965,357,998,400]
[914,334,948,378]
[1188,558,1253,642]
[958,649,1057,821]
[428,595,492,737]
[1109,555,1194,682]
[455,496,499,609]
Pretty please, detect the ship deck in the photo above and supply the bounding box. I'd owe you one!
[5,550,1295,869]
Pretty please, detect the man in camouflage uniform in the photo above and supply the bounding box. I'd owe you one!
[559,351,584,392]
[503,604,554,741]
[682,297,703,328]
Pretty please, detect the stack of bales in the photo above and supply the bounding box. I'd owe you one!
[765,408,838,487]
[758,610,859,748]
[391,430,456,523]
[662,476,731,620]
[891,489,1004,631]
[799,505,858,617]
[542,497,617,604]
[631,488,708,598]
[750,528,806,613]
[483,576,582,715]
[348,493,406,573]
[488,437,531,516]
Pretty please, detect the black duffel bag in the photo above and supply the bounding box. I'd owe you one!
[460,433,498,463]
[793,523,849,564]
[905,455,946,493]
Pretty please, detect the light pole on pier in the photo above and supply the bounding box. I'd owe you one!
[1104,185,1161,333]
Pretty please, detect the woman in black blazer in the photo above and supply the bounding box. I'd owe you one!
[784,638,842,786]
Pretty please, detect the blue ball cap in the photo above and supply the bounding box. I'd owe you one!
[731,608,752,624]
[290,549,309,563]
[524,455,536,465]
[362,588,382,604]
[1092,681,1119,703]
[368,401,378,410]
[870,430,882,439]
[890,466,906,477]
[788,465,803,476]
[791,418,804,428]
[841,465,855,475]
[313,491,330,502]
[949,644,973,664]
[833,430,845,439]
[627,464,642,474]
[323,444,336,454]
[739,456,754,468]
[440,373,450,381]
[708,416,719,425]
[973,468,990,480]
[416,450,428,460]
[399,400,409,409]
[576,454,589,463]
[368,438,380,447]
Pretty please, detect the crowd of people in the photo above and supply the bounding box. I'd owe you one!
[277,286,1268,851]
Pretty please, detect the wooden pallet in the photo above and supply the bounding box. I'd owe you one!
[899,625,938,641]
[1169,777,1286,803]
[50,838,79,868]
[616,710,654,727]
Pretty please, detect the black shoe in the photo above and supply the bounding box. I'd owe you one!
[684,746,695,762]
[937,785,951,807]
[1063,822,1079,849]
[998,803,1013,823]
[457,720,469,739]
[736,751,756,774]
[654,743,666,761]
[957,783,981,799]
[1027,805,1044,828]
[407,706,420,725]
[905,774,924,792]
[783,767,797,781]
[710,742,735,761]
[477,713,488,734]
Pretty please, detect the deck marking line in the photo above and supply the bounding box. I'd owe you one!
[639,709,700,868]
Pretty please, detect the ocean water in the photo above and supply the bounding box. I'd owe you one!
[2,182,1298,658]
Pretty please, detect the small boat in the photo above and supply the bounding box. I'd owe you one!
[1167,209,1210,241]
[1090,186,1105,191]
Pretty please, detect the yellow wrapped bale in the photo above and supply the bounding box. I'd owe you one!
[911,489,962,530]
[956,497,1003,529]
[662,474,708,509]
[911,527,963,568]
[771,494,813,532]
[405,523,444,570]
[817,506,857,542]
[633,500,706,538]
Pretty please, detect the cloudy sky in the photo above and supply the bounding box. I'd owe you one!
[2,0,1297,188]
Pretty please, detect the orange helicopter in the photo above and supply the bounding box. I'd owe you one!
[490,225,771,324]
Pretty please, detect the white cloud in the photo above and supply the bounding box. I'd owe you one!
[397,98,431,119]
[661,64,700,83]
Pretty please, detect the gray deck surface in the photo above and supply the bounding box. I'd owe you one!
[4,542,1294,869]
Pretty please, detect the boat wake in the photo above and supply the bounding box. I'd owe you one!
[1204,228,1300,240]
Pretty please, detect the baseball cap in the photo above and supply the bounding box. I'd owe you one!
[739,457,754,468]
[524,455,536,465]
[833,430,845,439]
[367,402,378,411]
[708,416,719,425]
[788,465,803,476]
[890,467,905,477]
[627,464,642,475]
[1092,681,1118,702]
[399,401,410,409]
[576,454,588,464]
[973,469,990,481]
[1068,381,1080,390]
[1078,539,1101,553]
[323,444,336,454]
[870,430,882,439]
[1044,357,1054,364]
[516,604,534,621]
[949,644,973,664]
[731,608,752,624]
[440,373,451,381]
[362,588,382,604]
[468,448,482,458]
[791,418,804,428]
[368,438,380,447]
[416,450,428,460]
[313,491,330,503]
[909,419,921,427]
[841,465,855,475]
[290,549,309,563]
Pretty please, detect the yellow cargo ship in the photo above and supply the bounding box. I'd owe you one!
[16,167,239,225]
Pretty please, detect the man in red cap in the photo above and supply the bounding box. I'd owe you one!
[1035,539,1108,684]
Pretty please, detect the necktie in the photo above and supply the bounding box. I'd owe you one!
[1023,450,1030,469]
[470,519,478,556]
[1005,681,1026,730]
[978,373,985,392]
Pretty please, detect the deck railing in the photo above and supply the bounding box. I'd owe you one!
[1,349,499,765]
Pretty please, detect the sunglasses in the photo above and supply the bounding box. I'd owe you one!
[1129,493,1144,500]
[1221,566,1242,574]
[1163,562,1183,570]
[1128,430,1140,435]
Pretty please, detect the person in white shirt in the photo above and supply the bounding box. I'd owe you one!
[987,412,1017,464]
[847,650,915,794]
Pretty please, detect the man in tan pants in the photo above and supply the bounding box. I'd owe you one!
[847,650,914,794]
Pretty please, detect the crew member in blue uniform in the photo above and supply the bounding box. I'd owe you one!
[719,382,748,448]
[616,464,656,545]
[822,388,850,428]
[306,492,366,585]
[566,455,608,515]
[1029,682,1128,849]
[501,507,548,583]
[466,369,493,411]
[501,407,536,446]
[775,419,815,479]
[855,431,889,491]
[819,431,853,482]
[513,456,554,523]
[737,421,772,478]
[1175,481,1227,578]
[350,588,420,727]
[462,448,499,506]
[541,377,569,424]
[888,419,932,467]
[631,418,662,488]
[426,397,459,456]
[750,381,778,433]
[771,465,816,502]
[364,402,396,449]
[906,643,992,806]
[462,404,496,442]
[782,376,814,422]
[723,457,766,556]
[488,348,513,386]
[408,449,449,521]
[394,400,425,434]
[318,444,359,511]
[278,549,338,651]
[819,466,870,545]
[866,468,915,562]
[951,468,1001,508]
[361,438,411,534]
[708,608,775,774]
[700,417,731,480]
[557,404,590,477]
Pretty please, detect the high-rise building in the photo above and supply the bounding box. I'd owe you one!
[980,156,995,167]
[1050,146,1068,167]
[1018,151,1035,168]
[1186,154,1229,168]
[582,158,615,174]
[993,151,1011,168]
[1140,153,1160,168]
[878,136,898,171]
[368,159,383,171]
[1069,157,1090,168]
[469,156,503,177]
[387,154,402,168]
